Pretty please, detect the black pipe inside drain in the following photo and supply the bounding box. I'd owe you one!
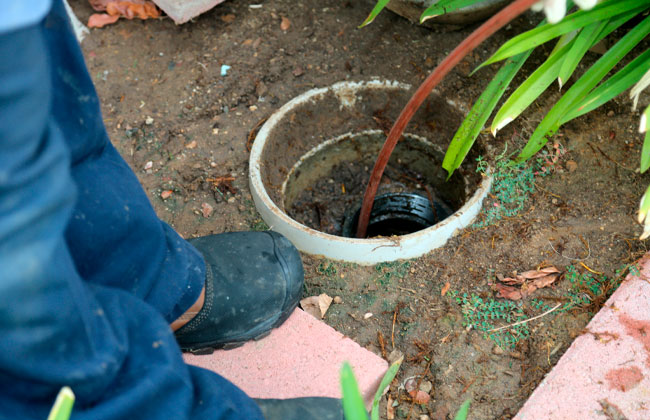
[342,192,453,238]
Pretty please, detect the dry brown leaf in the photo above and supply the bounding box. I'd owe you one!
[386,395,395,420]
[88,13,120,28]
[501,275,525,285]
[201,202,213,218]
[520,266,560,279]
[532,273,560,289]
[409,389,430,404]
[300,293,333,319]
[494,283,522,300]
[440,282,451,296]
[280,16,291,31]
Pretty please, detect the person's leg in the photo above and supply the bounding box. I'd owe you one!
[0,17,264,420]
[43,1,204,323]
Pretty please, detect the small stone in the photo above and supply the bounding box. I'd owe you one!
[160,190,173,199]
[145,116,154,125]
[566,160,578,172]
[143,161,153,171]
[405,378,417,393]
[201,202,213,218]
[333,296,343,304]
[280,16,291,31]
[607,110,615,117]
[492,345,504,355]
[419,380,433,394]
[363,312,373,319]
[419,415,431,420]
[552,198,558,204]
[249,105,258,111]
[292,67,304,77]
[227,197,236,203]
[185,140,197,149]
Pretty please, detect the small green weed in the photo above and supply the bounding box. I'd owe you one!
[473,155,535,228]
[242,199,269,231]
[374,261,410,287]
[317,262,339,277]
[450,291,530,349]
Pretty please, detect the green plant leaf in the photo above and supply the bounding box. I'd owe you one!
[359,0,391,28]
[478,0,648,69]
[491,41,571,135]
[420,0,486,23]
[561,48,650,124]
[558,19,608,88]
[516,12,650,162]
[454,399,471,420]
[371,356,403,420]
[48,387,75,420]
[443,50,531,177]
[341,363,369,420]
[631,69,650,110]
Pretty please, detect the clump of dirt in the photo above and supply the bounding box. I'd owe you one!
[73,0,650,417]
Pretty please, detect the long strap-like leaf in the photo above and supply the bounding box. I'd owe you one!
[516,13,650,162]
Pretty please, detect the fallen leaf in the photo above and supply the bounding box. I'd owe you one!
[220,14,236,23]
[160,190,173,199]
[201,202,213,218]
[409,389,430,405]
[280,16,291,31]
[440,282,450,296]
[494,283,522,300]
[88,13,120,28]
[520,266,560,279]
[386,395,395,420]
[300,293,333,319]
[532,273,560,289]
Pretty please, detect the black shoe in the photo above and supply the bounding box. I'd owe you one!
[175,231,304,354]
[255,397,345,420]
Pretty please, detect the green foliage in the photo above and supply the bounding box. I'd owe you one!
[454,399,471,420]
[48,387,75,420]
[374,261,411,286]
[318,262,339,277]
[371,357,403,420]
[420,0,486,23]
[445,0,650,176]
[340,363,369,420]
[451,291,531,349]
[340,357,403,420]
[472,154,536,228]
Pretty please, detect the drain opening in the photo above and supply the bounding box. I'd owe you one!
[342,193,453,238]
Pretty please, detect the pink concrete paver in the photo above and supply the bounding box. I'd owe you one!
[153,0,226,24]
[183,308,388,404]
[515,253,650,420]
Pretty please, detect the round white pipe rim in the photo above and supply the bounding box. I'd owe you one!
[249,80,493,265]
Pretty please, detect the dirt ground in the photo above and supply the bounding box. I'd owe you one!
[71,0,649,418]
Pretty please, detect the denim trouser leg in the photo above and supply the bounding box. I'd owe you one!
[0,2,264,419]
[44,1,203,323]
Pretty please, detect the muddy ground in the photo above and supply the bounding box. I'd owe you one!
[71,0,649,418]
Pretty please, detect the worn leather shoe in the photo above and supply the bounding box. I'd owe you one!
[175,231,303,354]
[255,397,344,420]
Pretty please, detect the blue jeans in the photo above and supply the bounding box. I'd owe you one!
[0,2,263,419]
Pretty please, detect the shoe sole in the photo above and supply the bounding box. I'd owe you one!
[180,300,299,355]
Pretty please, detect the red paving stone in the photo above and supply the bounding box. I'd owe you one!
[183,308,388,404]
[515,253,650,420]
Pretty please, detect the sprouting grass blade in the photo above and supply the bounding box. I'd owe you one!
[442,50,532,177]
[491,41,571,135]
[454,399,471,420]
[558,19,608,88]
[359,0,391,28]
[516,13,650,162]
[341,363,370,420]
[478,0,648,69]
[420,0,486,23]
[48,387,75,420]
[562,48,650,124]
[371,356,403,420]
[641,104,650,173]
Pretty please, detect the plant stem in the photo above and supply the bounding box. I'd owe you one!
[356,0,540,238]
[488,303,561,332]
